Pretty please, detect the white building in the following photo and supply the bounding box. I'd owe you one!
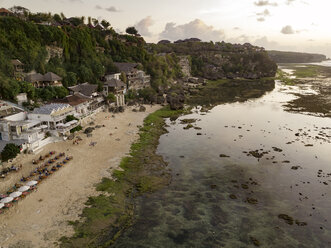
[0,112,45,152]
[28,104,76,133]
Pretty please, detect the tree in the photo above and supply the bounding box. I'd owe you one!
[9,6,30,15]
[65,115,78,122]
[53,14,62,23]
[107,93,116,102]
[101,20,110,29]
[92,18,99,26]
[126,26,138,35]
[1,143,20,162]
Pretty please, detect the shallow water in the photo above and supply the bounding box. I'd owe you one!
[113,82,331,248]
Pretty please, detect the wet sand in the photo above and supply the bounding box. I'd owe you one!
[0,105,161,248]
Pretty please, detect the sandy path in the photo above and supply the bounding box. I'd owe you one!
[0,105,161,248]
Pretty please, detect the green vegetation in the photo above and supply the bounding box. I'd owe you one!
[60,106,189,247]
[70,125,82,133]
[125,27,138,35]
[293,65,319,78]
[1,143,20,161]
[268,50,326,63]
[276,70,296,85]
[187,78,275,106]
[150,41,277,80]
[106,93,116,102]
[0,12,182,102]
[65,115,79,122]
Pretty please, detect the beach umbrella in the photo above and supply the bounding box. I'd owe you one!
[0,197,14,204]
[26,181,38,186]
[9,192,22,198]
[18,186,30,192]
[0,203,4,209]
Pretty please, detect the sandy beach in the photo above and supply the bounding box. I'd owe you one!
[0,105,161,248]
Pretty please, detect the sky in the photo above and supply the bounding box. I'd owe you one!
[1,0,331,57]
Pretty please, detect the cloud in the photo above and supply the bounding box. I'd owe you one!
[257,17,265,22]
[159,19,225,42]
[95,5,121,12]
[105,6,120,12]
[135,16,154,37]
[256,9,270,16]
[254,0,278,6]
[254,36,279,48]
[281,25,295,34]
[286,0,295,5]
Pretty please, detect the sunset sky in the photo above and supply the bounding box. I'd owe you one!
[1,0,330,57]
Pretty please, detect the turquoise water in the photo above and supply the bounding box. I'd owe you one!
[113,82,331,248]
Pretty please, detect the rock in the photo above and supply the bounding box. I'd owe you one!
[241,184,249,189]
[183,124,193,130]
[210,184,217,189]
[219,154,230,158]
[229,194,237,199]
[118,106,125,112]
[272,147,283,152]
[84,127,94,134]
[278,214,294,225]
[67,134,75,140]
[295,220,307,226]
[250,236,261,247]
[132,109,138,112]
[197,133,202,135]
[180,119,197,124]
[246,198,258,204]
[194,127,202,130]
[291,166,301,170]
[139,105,146,112]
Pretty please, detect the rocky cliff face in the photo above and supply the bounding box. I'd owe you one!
[178,56,191,77]
[267,51,327,63]
[151,41,277,80]
[45,46,63,63]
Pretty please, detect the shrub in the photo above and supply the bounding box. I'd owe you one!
[70,125,82,133]
[1,143,20,161]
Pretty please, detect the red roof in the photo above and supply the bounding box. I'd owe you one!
[0,8,11,14]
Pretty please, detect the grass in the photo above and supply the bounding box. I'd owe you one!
[60,106,189,248]
[293,65,319,78]
[187,78,275,106]
[276,69,296,85]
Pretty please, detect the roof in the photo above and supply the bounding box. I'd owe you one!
[25,73,44,83]
[0,8,11,14]
[43,72,62,82]
[0,140,27,153]
[25,72,62,83]
[51,93,91,106]
[68,83,98,97]
[104,78,126,88]
[11,59,24,66]
[31,103,71,115]
[114,62,139,73]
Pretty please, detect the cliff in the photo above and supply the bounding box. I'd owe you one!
[267,50,327,63]
[0,14,181,100]
[150,41,278,80]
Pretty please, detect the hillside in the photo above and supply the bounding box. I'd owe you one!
[267,50,327,63]
[149,40,278,80]
[0,13,181,101]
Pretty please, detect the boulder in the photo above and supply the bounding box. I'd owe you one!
[139,105,146,112]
